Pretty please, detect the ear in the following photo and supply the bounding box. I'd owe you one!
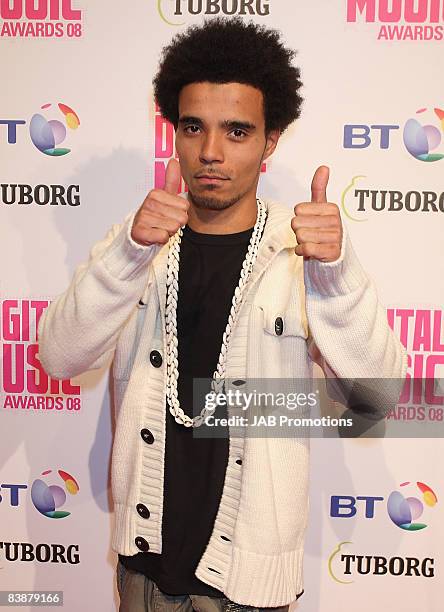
[262,129,280,162]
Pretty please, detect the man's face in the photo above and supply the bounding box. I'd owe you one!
[175,81,279,211]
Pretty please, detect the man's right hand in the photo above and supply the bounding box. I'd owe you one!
[131,158,189,246]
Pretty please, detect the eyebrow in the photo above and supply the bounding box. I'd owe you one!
[178,115,257,131]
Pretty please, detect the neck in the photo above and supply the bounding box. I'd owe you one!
[186,192,258,234]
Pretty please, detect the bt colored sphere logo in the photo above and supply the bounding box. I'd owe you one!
[29,103,80,156]
[31,469,79,518]
[387,481,438,531]
[343,105,444,162]
[403,107,444,162]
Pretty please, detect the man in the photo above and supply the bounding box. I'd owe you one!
[38,16,407,612]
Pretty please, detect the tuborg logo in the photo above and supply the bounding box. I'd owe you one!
[328,542,435,583]
[157,0,270,25]
[341,176,444,220]
[0,541,80,564]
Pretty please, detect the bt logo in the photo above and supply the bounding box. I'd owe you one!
[0,102,80,156]
[343,106,444,161]
[387,481,437,531]
[330,481,438,531]
[0,484,28,506]
[330,494,384,518]
[343,124,399,150]
[0,469,79,518]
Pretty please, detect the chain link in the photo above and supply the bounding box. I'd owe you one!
[165,199,267,428]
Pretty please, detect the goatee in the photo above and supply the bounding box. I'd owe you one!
[188,189,245,211]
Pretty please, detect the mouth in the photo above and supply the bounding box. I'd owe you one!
[195,174,229,185]
[196,177,227,183]
[195,172,229,179]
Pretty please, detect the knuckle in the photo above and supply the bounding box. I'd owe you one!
[134,219,144,233]
[145,199,156,212]
[327,214,340,229]
[149,188,162,200]
[296,228,308,242]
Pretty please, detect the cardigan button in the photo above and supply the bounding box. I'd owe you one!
[274,317,284,336]
[235,459,242,465]
[135,537,149,552]
[136,504,150,519]
[140,429,154,444]
[149,350,163,368]
[232,379,245,387]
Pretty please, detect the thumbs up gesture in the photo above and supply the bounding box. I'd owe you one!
[131,158,189,247]
[291,166,342,263]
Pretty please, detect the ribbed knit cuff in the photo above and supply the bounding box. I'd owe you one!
[101,211,161,281]
[303,224,369,297]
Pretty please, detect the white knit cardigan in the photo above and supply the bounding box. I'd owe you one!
[38,198,407,606]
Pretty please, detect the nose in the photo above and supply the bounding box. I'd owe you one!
[199,131,224,165]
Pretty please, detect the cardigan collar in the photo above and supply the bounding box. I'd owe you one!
[152,197,297,314]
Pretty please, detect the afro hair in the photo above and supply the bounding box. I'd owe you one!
[153,17,303,135]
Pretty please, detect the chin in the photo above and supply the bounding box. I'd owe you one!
[188,190,241,211]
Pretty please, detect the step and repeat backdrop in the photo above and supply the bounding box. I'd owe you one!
[1,1,443,610]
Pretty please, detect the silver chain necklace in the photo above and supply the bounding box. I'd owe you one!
[165,198,267,428]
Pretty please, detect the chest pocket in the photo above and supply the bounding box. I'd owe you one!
[261,307,308,339]
[252,244,308,339]
[245,304,310,380]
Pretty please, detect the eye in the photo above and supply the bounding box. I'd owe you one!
[230,129,247,140]
[183,124,201,134]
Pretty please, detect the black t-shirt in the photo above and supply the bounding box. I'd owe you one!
[119,223,254,596]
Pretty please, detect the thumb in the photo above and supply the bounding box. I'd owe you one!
[163,158,182,195]
[311,165,329,204]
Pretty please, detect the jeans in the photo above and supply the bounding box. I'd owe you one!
[116,560,290,612]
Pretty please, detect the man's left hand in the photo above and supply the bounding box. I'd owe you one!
[291,166,343,263]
